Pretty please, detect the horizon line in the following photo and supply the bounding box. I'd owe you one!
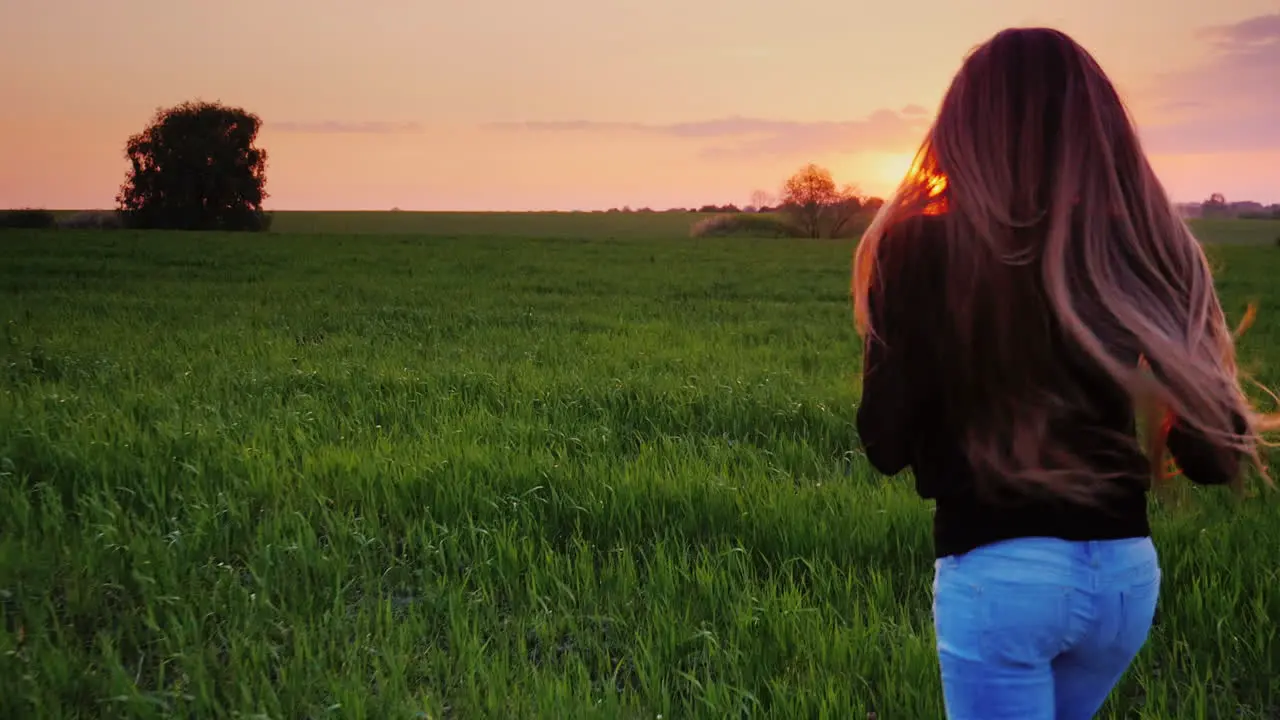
[16,200,1280,214]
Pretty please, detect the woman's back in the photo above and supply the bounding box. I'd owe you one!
[851,27,1263,509]
[848,27,1271,719]
[855,214,1241,558]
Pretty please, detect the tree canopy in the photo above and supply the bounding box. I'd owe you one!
[117,100,270,231]
[778,164,865,239]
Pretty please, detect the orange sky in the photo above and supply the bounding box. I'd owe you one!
[1,1,1277,211]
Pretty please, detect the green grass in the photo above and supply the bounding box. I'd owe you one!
[246,211,705,239]
[36,210,1280,244]
[1,221,1279,718]
[1185,218,1280,245]
[269,213,1280,244]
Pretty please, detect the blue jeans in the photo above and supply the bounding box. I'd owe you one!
[932,536,1161,719]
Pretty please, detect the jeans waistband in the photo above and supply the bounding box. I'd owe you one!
[935,536,1159,588]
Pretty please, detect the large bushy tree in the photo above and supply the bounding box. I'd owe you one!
[117,101,270,231]
[779,163,864,238]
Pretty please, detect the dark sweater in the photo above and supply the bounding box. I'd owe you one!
[855,217,1244,558]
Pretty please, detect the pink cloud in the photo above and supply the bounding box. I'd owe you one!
[1141,13,1279,155]
[270,121,424,134]
[487,108,930,160]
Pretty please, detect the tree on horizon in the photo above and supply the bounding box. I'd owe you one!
[779,164,864,238]
[117,100,270,232]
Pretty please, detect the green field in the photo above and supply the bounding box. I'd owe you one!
[267,211,705,239]
[44,210,1280,245]
[2,216,1279,718]
[274,212,1280,245]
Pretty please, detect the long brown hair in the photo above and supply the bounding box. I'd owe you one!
[852,27,1275,502]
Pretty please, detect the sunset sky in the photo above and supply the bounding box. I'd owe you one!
[1,1,1277,211]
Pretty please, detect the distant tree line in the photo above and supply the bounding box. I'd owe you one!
[688,175,1280,241]
[1178,193,1280,220]
[601,204,764,214]
[0,209,125,230]
[605,164,891,240]
[689,163,884,239]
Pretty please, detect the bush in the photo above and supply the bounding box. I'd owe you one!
[0,209,57,229]
[57,210,124,230]
[690,213,804,239]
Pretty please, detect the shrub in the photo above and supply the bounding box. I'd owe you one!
[57,210,124,230]
[0,209,57,229]
[690,213,804,238]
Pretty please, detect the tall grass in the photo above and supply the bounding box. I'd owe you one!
[0,229,1277,718]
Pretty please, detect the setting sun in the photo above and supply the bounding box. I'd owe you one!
[854,151,924,197]
[848,149,948,214]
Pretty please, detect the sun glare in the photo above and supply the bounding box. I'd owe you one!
[871,152,920,188]
[846,150,950,215]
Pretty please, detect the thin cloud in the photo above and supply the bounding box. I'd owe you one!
[1143,13,1279,154]
[269,120,425,134]
[1198,12,1280,44]
[496,120,649,133]
[488,108,930,159]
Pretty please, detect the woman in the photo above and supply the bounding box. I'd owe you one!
[851,27,1273,720]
